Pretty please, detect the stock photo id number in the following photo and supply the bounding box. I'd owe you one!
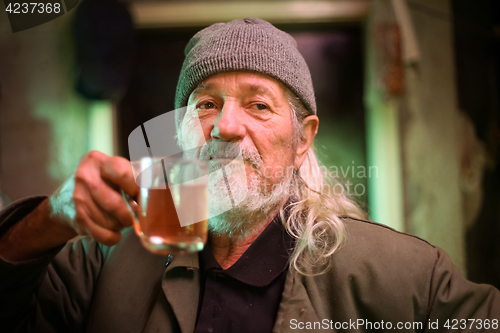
[3,0,79,32]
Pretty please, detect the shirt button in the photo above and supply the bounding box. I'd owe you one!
[208,328,213,333]
[215,273,225,283]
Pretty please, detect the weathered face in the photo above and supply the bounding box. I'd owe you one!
[184,71,297,190]
[180,71,298,236]
[179,71,318,237]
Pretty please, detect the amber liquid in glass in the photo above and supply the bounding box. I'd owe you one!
[135,184,208,254]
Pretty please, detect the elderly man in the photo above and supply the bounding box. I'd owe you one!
[0,18,499,333]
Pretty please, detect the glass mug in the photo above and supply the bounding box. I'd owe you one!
[123,156,209,255]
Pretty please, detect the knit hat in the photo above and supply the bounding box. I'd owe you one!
[174,17,316,130]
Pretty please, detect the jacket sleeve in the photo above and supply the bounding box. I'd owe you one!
[427,246,500,331]
[0,197,104,333]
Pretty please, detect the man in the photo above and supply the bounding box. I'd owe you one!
[0,18,499,332]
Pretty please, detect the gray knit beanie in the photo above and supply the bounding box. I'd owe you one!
[174,17,316,130]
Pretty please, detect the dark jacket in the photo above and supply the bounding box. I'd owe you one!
[1,197,499,332]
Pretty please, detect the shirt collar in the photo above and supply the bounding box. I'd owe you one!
[199,213,294,287]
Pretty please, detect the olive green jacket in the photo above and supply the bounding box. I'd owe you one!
[1,197,499,332]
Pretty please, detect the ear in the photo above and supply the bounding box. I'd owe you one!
[294,115,319,169]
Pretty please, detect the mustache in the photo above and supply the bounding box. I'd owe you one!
[199,142,263,169]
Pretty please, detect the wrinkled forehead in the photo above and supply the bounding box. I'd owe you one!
[186,71,288,104]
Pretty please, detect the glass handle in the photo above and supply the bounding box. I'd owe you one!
[121,189,140,225]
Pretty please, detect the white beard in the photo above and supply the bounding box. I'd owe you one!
[207,156,293,240]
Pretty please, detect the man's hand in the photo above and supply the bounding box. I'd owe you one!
[0,151,139,261]
[50,151,139,246]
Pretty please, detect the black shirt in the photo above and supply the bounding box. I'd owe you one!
[194,215,293,333]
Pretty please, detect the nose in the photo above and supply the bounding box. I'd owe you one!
[210,102,246,142]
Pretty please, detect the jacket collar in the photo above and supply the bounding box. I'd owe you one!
[199,215,293,287]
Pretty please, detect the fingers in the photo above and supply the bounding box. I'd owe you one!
[72,151,136,245]
[73,184,128,232]
[77,178,134,228]
[101,156,139,197]
[73,197,123,245]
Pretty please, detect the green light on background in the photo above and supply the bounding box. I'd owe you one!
[88,101,115,156]
[365,94,404,231]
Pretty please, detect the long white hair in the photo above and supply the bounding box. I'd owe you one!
[284,89,367,275]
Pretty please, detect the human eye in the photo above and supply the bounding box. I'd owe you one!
[251,103,269,111]
[197,101,217,110]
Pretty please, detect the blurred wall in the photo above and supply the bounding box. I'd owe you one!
[365,0,466,272]
[0,8,91,203]
[401,0,465,271]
